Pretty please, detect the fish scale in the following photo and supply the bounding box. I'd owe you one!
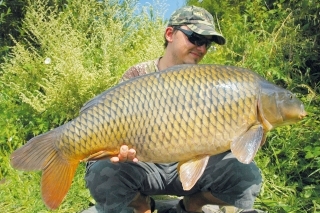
[80,65,250,161]
[10,64,306,210]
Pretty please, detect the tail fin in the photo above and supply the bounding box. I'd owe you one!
[10,127,79,209]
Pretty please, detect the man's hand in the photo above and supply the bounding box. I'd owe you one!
[110,145,138,163]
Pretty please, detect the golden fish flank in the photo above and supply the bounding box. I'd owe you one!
[10,64,306,209]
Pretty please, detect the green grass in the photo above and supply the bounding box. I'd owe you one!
[0,0,319,212]
[253,101,320,212]
[0,153,90,212]
[0,136,90,212]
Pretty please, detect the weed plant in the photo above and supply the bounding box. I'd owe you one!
[194,0,320,212]
[0,0,319,212]
[0,0,165,212]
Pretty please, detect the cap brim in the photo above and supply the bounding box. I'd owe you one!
[187,24,226,45]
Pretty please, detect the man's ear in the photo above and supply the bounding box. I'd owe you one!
[165,27,174,43]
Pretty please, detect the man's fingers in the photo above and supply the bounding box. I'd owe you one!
[110,156,120,163]
[127,149,136,159]
[110,145,139,163]
[127,149,138,162]
[118,145,129,161]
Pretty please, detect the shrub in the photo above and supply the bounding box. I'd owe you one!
[0,0,165,211]
[188,0,320,211]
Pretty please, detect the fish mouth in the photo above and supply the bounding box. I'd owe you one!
[299,104,307,119]
[299,112,307,119]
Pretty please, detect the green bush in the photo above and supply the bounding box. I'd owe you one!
[0,0,319,212]
[0,0,165,212]
[189,0,320,212]
[0,0,27,61]
[0,0,165,144]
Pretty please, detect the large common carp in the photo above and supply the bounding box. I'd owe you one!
[11,64,306,209]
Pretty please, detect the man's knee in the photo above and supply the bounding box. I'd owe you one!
[206,151,262,185]
[85,160,121,202]
[85,160,151,200]
[202,152,262,209]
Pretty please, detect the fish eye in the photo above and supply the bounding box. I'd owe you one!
[288,93,293,99]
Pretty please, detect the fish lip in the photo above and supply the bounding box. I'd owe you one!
[299,112,307,119]
[299,104,307,119]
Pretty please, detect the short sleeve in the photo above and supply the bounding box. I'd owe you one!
[120,58,160,82]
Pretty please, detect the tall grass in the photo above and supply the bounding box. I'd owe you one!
[193,0,320,212]
[0,0,165,212]
[0,0,319,212]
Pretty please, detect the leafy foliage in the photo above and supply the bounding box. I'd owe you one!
[0,0,319,212]
[189,0,320,212]
[0,0,165,144]
[0,0,26,60]
[0,0,165,212]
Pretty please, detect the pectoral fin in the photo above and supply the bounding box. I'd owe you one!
[83,150,117,161]
[231,124,264,164]
[177,155,210,191]
[260,133,267,146]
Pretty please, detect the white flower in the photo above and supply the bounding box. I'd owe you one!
[44,57,51,64]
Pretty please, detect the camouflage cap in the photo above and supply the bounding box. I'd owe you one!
[168,6,226,45]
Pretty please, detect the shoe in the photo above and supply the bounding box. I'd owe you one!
[80,206,98,213]
[175,200,204,213]
[156,199,265,213]
[80,197,154,213]
[239,210,266,213]
[157,199,209,213]
[155,198,180,213]
[79,199,265,213]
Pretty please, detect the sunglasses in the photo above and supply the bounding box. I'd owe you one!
[175,27,212,49]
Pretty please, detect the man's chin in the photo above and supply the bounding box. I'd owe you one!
[184,58,200,64]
